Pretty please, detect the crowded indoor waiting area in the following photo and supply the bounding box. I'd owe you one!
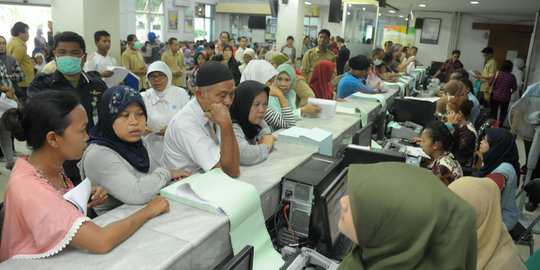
[1,0,540,269]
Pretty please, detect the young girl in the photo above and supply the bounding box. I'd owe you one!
[1,91,169,260]
[80,85,189,215]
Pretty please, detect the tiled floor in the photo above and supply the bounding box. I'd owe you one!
[0,139,538,262]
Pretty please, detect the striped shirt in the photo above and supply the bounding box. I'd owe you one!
[489,71,517,102]
[264,107,295,130]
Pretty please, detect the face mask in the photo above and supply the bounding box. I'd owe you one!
[56,55,82,75]
[134,41,141,49]
[373,59,383,66]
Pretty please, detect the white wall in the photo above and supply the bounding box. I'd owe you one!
[412,11,455,66]
[456,13,489,73]
[318,6,342,38]
[276,0,305,53]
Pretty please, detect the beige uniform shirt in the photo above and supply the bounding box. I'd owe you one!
[7,37,34,87]
[480,57,497,92]
[122,48,146,90]
[161,49,186,87]
[300,47,335,83]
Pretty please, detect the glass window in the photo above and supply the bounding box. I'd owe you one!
[135,0,163,42]
[194,4,214,42]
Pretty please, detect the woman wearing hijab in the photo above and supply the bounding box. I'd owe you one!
[34,28,48,53]
[187,48,209,94]
[436,73,469,114]
[446,97,478,167]
[271,53,315,107]
[338,162,477,270]
[475,128,522,236]
[80,85,190,215]
[222,45,241,85]
[309,60,336,100]
[239,48,255,74]
[142,61,190,161]
[230,81,276,165]
[34,53,47,74]
[241,60,296,130]
[449,177,526,270]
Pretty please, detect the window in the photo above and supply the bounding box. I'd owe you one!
[194,4,213,42]
[135,0,164,42]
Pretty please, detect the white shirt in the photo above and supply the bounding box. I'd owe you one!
[162,98,221,173]
[141,86,190,164]
[235,47,246,64]
[83,52,118,73]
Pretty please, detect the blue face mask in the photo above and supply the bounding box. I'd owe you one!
[56,55,82,75]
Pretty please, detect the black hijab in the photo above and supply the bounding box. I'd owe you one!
[230,80,269,141]
[476,128,520,181]
[88,85,150,172]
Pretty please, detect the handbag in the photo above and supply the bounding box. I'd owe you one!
[484,71,499,102]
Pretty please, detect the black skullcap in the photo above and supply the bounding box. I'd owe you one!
[196,61,234,87]
[349,55,370,71]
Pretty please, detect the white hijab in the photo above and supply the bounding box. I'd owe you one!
[146,61,172,98]
[240,59,277,85]
[34,53,47,73]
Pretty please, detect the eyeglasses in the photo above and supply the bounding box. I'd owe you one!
[148,73,166,80]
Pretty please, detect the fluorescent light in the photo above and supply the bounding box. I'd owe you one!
[362,7,366,10]
[389,10,396,13]
[470,1,479,4]
[305,1,311,5]
[419,4,426,7]
[405,18,408,21]
[378,13,381,16]
[347,12,351,15]
[398,15,404,18]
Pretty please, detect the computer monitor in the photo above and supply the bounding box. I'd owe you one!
[391,98,436,127]
[373,104,388,141]
[218,245,254,270]
[352,121,373,147]
[318,167,349,251]
[342,145,406,167]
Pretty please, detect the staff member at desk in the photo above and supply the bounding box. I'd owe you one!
[337,55,378,98]
[163,61,240,177]
[433,50,464,83]
[231,80,276,165]
[80,85,189,215]
[1,91,169,261]
[337,163,477,269]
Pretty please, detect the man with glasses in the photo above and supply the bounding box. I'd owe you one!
[27,31,107,186]
[7,21,33,104]
[300,29,336,83]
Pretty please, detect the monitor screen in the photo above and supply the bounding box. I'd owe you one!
[328,0,342,23]
[391,98,435,127]
[248,16,266,29]
[343,146,406,167]
[219,245,254,270]
[323,168,348,247]
[353,122,373,147]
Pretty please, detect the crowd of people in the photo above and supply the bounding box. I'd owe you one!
[0,19,539,270]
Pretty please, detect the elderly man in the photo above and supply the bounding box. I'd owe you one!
[388,43,415,73]
[433,50,464,83]
[300,29,335,83]
[163,61,240,177]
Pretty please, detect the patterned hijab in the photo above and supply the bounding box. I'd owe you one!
[339,162,477,270]
[230,80,269,141]
[88,85,150,172]
[475,128,520,180]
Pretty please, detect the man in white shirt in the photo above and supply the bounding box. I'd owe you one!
[83,30,117,78]
[163,61,240,177]
[234,36,248,64]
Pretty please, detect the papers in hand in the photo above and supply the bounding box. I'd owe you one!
[160,174,223,214]
[63,178,92,216]
[405,146,430,159]
[102,66,129,87]
[307,98,337,119]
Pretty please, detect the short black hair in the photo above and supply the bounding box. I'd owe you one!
[318,29,330,37]
[481,47,493,54]
[451,50,461,55]
[211,54,224,62]
[220,31,230,39]
[127,34,137,43]
[239,36,247,42]
[54,31,86,52]
[384,40,393,47]
[500,60,513,73]
[205,42,215,50]
[287,36,294,41]
[460,79,474,93]
[371,47,385,58]
[337,37,345,43]
[11,21,29,37]
[403,46,410,53]
[424,120,454,151]
[2,90,80,150]
[168,37,178,45]
[411,46,418,50]
[94,30,110,43]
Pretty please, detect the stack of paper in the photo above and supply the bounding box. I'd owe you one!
[307,97,337,119]
[277,126,333,156]
[102,66,129,87]
[351,92,387,107]
[63,178,92,216]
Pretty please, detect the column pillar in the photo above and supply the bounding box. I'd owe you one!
[276,0,305,60]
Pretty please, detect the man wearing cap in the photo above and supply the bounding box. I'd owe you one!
[337,55,378,99]
[162,61,240,177]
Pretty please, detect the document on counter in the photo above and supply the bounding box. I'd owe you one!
[161,169,283,270]
[102,66,129,87]
[351,92,387,107]
[307,97,336,119]
[160,177,222,214]
[278,126,333,156]
[405,146,430,159]
[336,101,368,125]
[63,178,91,216]
[404,96,440,103]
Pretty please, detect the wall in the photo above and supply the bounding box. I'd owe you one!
[525,11,539,86]
[275,0,305,53]
[412,11,455,66]
[318,6,342,38]
[455,13,488,73]
[82,0,121,63]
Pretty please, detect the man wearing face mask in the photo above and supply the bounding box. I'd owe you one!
[122,34,147,91]
[27,31,107,186]
[337,55,378,99]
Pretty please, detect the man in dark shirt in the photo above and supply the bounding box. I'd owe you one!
[28,31,107,185]
[433,50,464,83]
[336,37,350,75]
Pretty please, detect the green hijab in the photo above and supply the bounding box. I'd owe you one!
[339,162,477,270]
[268,64,299,122]
[271,53,291,67]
